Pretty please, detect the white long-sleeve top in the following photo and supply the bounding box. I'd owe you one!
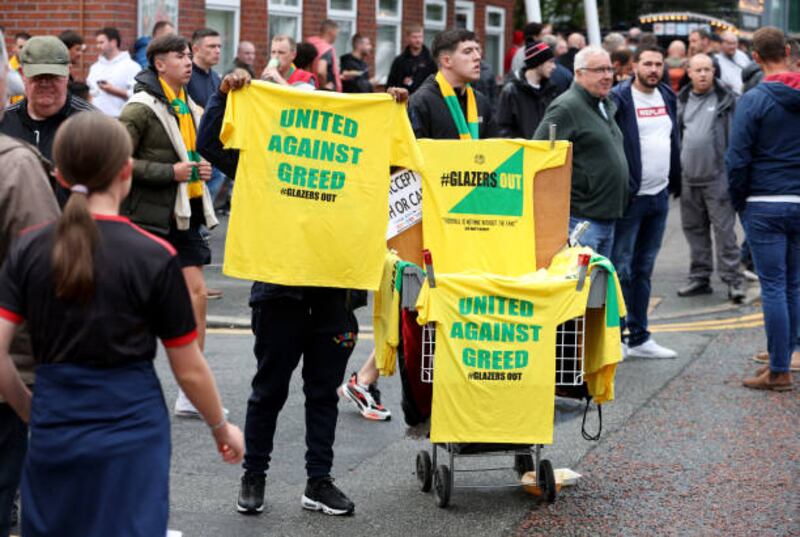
[86,51,142,117]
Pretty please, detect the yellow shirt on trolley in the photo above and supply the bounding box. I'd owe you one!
[220,81,423,290]
[418,140,569,276]
[416,270,589,445]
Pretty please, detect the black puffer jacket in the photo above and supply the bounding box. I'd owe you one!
[407,75,497,139]
[496,70,559,139]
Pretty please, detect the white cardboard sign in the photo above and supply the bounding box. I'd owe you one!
[386,169,422,240]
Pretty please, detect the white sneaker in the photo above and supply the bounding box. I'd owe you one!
[627,339,677,359]
[174,389,230,419]
[174,389,202,418]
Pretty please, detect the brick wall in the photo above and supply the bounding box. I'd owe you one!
[3,1,138,79]
[240,0,269,74]
[302,0,328,42]
[178,0,206,40]
[3,0,514,82]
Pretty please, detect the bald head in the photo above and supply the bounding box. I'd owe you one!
[688,53,715,93]
[667,40,686,59]
[568,33,586,50]
[237,40,256,66]
[721,31,739,57]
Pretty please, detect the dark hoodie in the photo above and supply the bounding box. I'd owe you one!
[725,72,800,211]
[496,69,558,138]
[386,45,437,94]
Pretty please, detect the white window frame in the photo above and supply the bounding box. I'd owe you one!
[328,0,357,56]
[423,0,447,45]
[206,1,241,45]
[454,0,474,31]
[424,0,447,30]
[138,0,179,36]
[268,0,303,42]
[485,5,505,75]
[375,0,403,83]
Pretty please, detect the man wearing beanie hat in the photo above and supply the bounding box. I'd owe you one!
[496,40,559,138]
[0,36,94,206]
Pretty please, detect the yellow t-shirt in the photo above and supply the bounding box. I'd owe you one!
[8,57,23,105]
[548,247,627,404]
[416,270,589,444]
[373,250,401,376]
[418,140,569,276]
[220,81,423,290]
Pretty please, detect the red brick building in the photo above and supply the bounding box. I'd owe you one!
[3,0,514,83]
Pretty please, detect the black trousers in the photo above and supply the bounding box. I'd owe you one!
[243,296,357,479]
[0,403,26,537]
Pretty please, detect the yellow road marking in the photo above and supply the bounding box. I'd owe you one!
[650,320,764,333]
[649,312,763,330]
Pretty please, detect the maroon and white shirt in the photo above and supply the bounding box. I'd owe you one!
[633,86,673,195]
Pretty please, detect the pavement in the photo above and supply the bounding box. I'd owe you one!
[17,200,797,536]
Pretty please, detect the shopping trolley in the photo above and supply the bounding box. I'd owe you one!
[414,249,600,508]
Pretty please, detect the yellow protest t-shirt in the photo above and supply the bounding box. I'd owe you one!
[418,140,569,276]
[548,247,627,404]
[220,81,423,290]
[416,270,589,445]
[373,250,401,376]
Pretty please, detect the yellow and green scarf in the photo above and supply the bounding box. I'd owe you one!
[159,77,203,199]
[435,71,479,140]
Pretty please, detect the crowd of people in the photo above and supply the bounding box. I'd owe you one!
[0,13,798,537]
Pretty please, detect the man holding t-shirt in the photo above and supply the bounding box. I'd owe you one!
[610,44,681,360]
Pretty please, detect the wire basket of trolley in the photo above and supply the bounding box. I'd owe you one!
[411,238,625,509]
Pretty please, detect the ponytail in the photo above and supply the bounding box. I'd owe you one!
[52,185,99,302]
[51,112,132,303]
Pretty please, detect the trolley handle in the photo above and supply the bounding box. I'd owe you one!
[576,253,590,292]
[423,249,436,288]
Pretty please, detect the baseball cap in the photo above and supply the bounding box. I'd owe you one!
[20,36,70,77]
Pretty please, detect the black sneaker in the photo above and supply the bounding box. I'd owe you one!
[301,477,355,516]
[237,473,265,515]
[677,280,713,297]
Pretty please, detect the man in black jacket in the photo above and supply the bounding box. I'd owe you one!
[197,68,410,519]
[340,34,375,93]
[407,29,497,139]
[496,40,558,138]
[386,24,437,95]
[0,36,94,206]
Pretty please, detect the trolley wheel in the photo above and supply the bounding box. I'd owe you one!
[433,465,452,508]
[514,453,535,478]
[416,450,433,492]
[537,459,557,504]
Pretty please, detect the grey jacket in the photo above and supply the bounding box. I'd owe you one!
[677,82,735,184]
[0,135,60,394]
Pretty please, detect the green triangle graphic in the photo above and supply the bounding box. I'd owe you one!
[449,148,524,217]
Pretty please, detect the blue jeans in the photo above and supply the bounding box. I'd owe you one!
[741,202,800,373]
[611,189,669,347]
[569,216,616,258]
[206,166,226,202]
[0,404,26,537]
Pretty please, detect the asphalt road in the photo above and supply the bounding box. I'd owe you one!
[113,200,800,536]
